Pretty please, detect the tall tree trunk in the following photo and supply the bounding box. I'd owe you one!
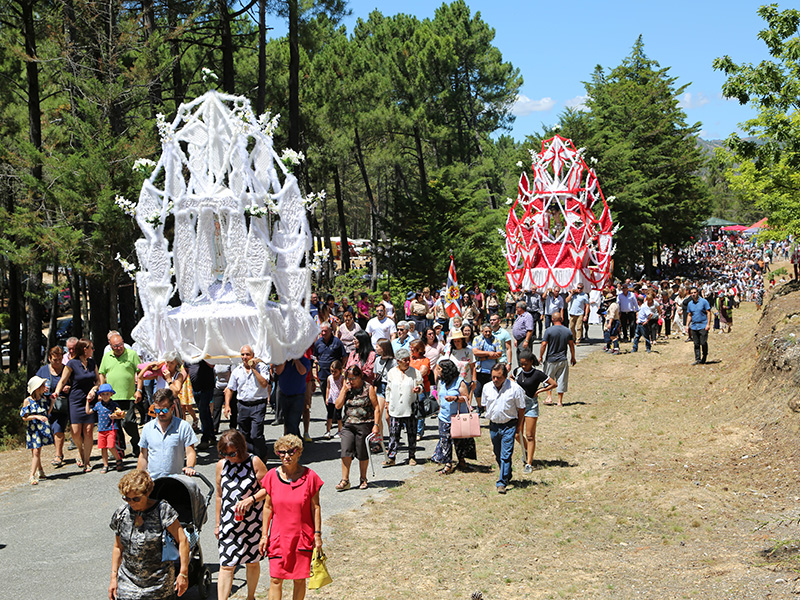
[26,271,44,377]
[218,0,235,93]
[80,272,90,336]
[167,0,184,106]
[287,0,300,151]
[412,125,429,204]
[8,263,21,372]
[353,127,379,287]
[118,282,136,343]
[333,166,350,272]
[321,187,334,281]
[89,275,110,349]
[142,0,163,116]
[255,0,267,115]
[69,267,82,339]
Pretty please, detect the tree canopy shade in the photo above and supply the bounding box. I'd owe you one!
[582,36,709,275]
[713,4,800,238]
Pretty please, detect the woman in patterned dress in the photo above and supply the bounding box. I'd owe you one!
[20,376,53,485]
[109,470,190,600]
[259,434,323,600]
[215,429,268,600]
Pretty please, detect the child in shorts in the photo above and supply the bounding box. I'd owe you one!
[324,360,344,438]
[85,383,124,472]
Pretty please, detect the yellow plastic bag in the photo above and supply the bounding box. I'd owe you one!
[308,547,332,589]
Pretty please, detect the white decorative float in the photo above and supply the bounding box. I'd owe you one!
[129,90,319,364]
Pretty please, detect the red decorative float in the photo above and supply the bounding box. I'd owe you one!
[504,134,615,292]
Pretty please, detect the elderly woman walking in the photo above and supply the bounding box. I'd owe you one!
[383,348,422,466]
[259,434,323,600]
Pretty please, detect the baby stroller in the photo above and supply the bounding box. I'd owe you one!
[152,473,215,598]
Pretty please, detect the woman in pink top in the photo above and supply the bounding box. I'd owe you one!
[345,330,376,384]
[259,434,323,600]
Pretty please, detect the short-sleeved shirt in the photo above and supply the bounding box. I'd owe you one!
[93,399,120,432]
[188,361,216,393]
[313,336,344,373]
[482,378,526,424]
[514,367,548,399]
[391,335,412,354]
[227,363,270,400]
[277,357,311,396]
[568,292,590,316]
[544,294,565,316]
[473,335,502,373]
[366,316,397,348]
[139,417,198,479]
[491,327,512,364]
[687,297,711,330]
[409,357,431,392]
[542,324,573,363]
[99,348,141,400]
[512,311,533,341]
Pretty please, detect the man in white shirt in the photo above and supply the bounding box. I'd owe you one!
[565,283,590,344]
[224,345,270,458]
[482,363,526,494]
[366,304,397,348]
[617,283,639,342]
[543,287,565,329]
[632,294,657,353]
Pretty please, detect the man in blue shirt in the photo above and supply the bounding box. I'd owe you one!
[313,323,345,405]
[138,388,198,478]
[274,355,311,438]
[687,286,712,364]
[472,324,503,415]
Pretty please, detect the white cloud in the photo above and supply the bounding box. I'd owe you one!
[512,94,556,116]
[564,95,589,111]
[678,92,710,109]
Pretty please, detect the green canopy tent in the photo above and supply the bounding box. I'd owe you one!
[702,217,739,227]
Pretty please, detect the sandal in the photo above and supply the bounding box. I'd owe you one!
[359,478,368,490]
[101,465,110,474]
[382,458,395,467]
[30,475,39,486]
[335,479,350,491]
[38,470,47,479]
[440,463,456,475]
[116,460,124,471]
[83,464,93,473]
[76,459,84,469]
[51,456,64,467]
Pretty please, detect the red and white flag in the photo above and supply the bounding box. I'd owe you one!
[444,256,462,318]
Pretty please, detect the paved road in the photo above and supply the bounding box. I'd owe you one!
[0,323,603,600]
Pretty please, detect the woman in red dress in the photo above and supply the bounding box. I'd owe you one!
[259,434,323,600]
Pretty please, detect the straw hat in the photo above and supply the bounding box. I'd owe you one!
[27,376,48,395]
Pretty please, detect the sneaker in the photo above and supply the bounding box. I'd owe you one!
[323,431,332,439]
[523,464,533,474]
[303,433,313,443]
[497,485,507,494]
[333,431,341,438]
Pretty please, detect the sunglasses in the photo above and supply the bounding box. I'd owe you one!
[153,407,170,415]
[276,448,298,456]
[220,451,238,458]
[122,495,142,503]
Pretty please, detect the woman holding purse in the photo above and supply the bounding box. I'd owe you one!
[431,359,473,475]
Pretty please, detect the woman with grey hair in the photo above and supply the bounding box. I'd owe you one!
[382,347,421,466]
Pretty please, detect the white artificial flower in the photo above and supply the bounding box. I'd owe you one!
[551,124,561,131]
[132,158,156,174]
[201,67,218,82]
[280,148,305,166]
[115,195,137,217]
[515,160,524,168]
[589,156,598,165]
[505,197,515,205]
[606,195,616,204]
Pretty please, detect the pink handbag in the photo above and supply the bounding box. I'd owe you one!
[450,405,481,438]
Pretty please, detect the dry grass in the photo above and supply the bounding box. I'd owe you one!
[310,301,800,600]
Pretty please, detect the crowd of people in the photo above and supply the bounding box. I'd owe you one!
[17,232,781,597]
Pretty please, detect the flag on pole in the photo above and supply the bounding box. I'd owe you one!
[444,256,462,318]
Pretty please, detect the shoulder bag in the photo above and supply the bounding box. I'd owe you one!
[450,403,480,439]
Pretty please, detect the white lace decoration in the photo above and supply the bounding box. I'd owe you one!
[131,90,319,364]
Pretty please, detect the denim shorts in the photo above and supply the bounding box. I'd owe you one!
[524,396,539,418]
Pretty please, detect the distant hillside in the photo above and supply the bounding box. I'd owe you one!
[696,138,727,156]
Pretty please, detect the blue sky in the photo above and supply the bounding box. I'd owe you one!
[269,0,777,142]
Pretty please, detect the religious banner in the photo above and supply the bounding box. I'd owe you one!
[445,256,462,318]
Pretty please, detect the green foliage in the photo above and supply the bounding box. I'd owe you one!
[0,371,26,449]
[713,4,800,238]
[583,37,709,274]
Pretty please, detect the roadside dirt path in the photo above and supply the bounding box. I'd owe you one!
[312,302,800,600]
